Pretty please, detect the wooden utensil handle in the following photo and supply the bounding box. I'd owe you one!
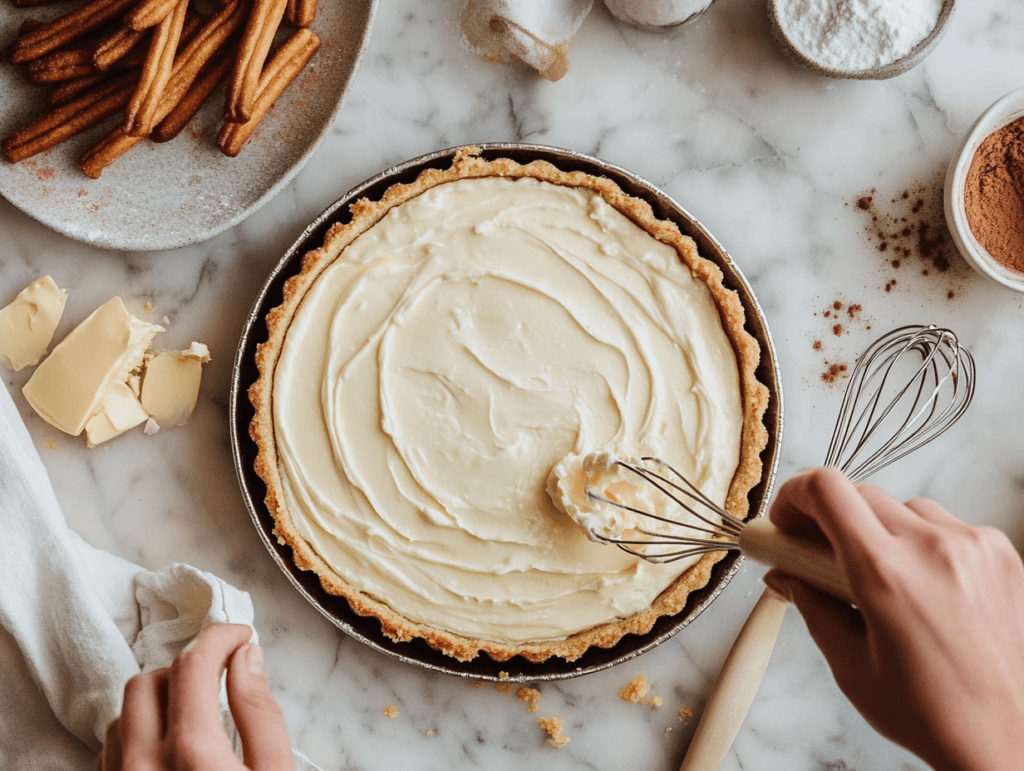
[677,588,787,771]
[738,518,854,604]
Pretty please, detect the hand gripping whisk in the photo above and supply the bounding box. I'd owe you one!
[585,324,975,604]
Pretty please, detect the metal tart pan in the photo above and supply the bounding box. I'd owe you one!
[228,143,784,682]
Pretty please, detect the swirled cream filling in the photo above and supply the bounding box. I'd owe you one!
[274,176,743,644]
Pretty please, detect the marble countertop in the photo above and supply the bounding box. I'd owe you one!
[3,1,1023,769]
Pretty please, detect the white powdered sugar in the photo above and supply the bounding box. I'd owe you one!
[776,0,944,71]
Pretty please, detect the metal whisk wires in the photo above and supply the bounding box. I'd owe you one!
[824,324,975,484]
[584,324,975,564]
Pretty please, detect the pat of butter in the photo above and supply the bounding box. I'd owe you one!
[23,297,163,436]
[84,381,150,448]
[0,275,68,371]
[140,342,210,428]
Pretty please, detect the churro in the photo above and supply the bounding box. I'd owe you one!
[217,28,319,157]
[225,0,287,123]
[6,0,139,64]
[26,47,98,84]
[79,1,249,177]
[284,0,316,28]
[123,0,189,136]
[152,44,235,142]
[48,73,110,107]
[125,0,180,31]
[93,25,148,71]
[2,73,138,163]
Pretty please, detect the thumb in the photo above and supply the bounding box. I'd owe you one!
[226,644,295,771]
[763,571,871,690]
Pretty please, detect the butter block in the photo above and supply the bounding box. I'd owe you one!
[23,297,163,436]
[84,381,150,448]
[140,342,210,428]
[0,275,68,371]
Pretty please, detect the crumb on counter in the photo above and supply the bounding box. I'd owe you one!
[537,716,570,749]
[425,729,435,737]
[43,438,58,451]
[516,686,541,712]
[383,705,398,719]
[619,674,663,706]
[619,674,650,703]
[679,707,694,720]
[498,671,509,679]
[494,681,514,694]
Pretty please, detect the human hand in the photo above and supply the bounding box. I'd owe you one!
[97,623,295,771]
[763,468,1024,771]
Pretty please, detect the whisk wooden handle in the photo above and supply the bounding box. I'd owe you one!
[738,518,854,605]
[677,588,787,771]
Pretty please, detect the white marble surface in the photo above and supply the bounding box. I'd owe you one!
[3,1,1024,769]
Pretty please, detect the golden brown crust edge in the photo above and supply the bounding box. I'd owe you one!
[249,146,771,663]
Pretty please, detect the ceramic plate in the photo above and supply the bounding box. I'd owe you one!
[229,144,785,682]
[0,1,376,252]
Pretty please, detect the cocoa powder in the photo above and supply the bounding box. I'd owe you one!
[964,116,1024,274]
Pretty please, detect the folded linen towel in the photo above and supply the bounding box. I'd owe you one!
[0,383,318,770]
[461,0,594,80]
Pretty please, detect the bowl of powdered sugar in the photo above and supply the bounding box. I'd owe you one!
[768,0,956,80]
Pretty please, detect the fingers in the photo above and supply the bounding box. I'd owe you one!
[770,468,891,553]
[100,718,123,771]
[167,623,253,735]
[904,497,960,526]
[118,669,167,768]
[227,644,295,771]
[764,571,870,687]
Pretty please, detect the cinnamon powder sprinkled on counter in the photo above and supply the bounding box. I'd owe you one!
[822,362,849,384]
[850,183,964,297]
[812,299,867,385]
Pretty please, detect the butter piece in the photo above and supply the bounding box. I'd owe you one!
[23,297,163,436]
[140,342,210,428]
[84,381,150,448]
[0,276,68,371]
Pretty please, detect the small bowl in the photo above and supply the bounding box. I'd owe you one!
[944,88,1024,293]
[767,0,956,80]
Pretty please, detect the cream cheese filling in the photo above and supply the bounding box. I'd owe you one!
[273,176,743,644]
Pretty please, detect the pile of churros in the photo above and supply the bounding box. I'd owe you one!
[1,0,320,177]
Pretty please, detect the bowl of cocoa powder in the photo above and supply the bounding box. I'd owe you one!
[945,88,1024,293]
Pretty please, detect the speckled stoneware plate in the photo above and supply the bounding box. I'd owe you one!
[0,1,375,252]
[229,143,785,682]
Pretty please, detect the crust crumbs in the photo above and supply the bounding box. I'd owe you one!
[679,707,694,719]
[249,146,772,664]
[537,716,571,749]
[619,674,662,706]
[619,674,650,703]
[383,705,398,719]
[516,686,542,712]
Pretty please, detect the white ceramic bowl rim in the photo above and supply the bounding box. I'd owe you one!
[944,87,1024,293]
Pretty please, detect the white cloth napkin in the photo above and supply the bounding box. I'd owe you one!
[461,0,594,80]
[0,384,319,771]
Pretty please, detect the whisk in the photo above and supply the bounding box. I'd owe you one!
[584,324,975,603]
